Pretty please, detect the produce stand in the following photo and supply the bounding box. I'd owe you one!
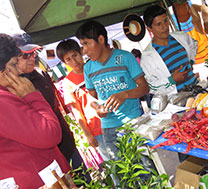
[145,123,208,187]
[139,98,208,186]
[144,101,208,160]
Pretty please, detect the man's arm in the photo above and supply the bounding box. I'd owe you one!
[191,4,208,34]
[201,4,208,33]
[171,65,190,84]
[104,76,149,112]
[63,81,98,148]
[69,99,98,148]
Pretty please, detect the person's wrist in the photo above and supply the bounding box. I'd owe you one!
[90,101,99,109]
[122,91,128,99]
[168,76,176,84]
[85,132,93,138]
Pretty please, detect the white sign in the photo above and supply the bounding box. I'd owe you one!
[38,160,64,187]
[0,177,17,189]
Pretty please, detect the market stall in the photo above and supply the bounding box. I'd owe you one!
[142,91,208,160]
[133,83,208,187]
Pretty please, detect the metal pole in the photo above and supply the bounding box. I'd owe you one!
[161,0,178,32]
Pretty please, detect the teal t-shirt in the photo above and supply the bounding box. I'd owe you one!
[84,49,144,128]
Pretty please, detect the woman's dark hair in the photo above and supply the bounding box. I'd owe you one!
[75,20,108,46]
[131,49,142,59]
[0,33,21,71]
[56,39,81,62]
[143,5,166,28]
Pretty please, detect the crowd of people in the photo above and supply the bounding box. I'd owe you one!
[0,1,207,188]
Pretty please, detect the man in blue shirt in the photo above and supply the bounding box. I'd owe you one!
[76,20,150,160]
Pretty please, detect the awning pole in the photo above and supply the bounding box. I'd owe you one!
[161,0,178,32]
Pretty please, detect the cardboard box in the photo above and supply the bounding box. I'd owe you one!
[174,156,208,189]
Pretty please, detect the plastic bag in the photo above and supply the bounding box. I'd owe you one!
[135,124,164,141]
[151,94,168,114]
[169,91,193,106]
[128,113,151,128]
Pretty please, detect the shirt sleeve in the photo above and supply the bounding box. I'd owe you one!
[0,91,62,149]
[84,63,95,90]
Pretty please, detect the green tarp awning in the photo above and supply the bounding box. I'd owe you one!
[11,0,186,45]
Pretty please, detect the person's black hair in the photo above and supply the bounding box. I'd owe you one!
[143,5,167,28]
[0,33,21,71]
[56,39,81,62]
[75,20,108,46]
[131,48,142,59]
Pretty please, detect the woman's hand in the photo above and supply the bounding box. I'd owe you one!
[5,69,35,98]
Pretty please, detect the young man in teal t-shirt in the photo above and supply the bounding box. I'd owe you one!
[76,20,150,160]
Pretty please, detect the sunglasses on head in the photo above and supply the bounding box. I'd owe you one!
[21,52,37,59]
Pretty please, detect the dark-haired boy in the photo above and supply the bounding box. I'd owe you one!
[56,38,109,161]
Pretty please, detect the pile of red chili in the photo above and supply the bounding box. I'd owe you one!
[151,108,208,153]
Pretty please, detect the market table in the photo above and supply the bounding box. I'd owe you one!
[124,103,208,186]
[142,103,208,160]
[146,133,208,187]
[147,133,208,160]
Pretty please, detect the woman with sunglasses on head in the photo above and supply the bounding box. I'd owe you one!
[0,33,73,188]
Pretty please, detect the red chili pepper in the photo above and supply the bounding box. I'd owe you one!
[191,143,208,151]
[174,121,180,130]
[198,135,208,149]
[151,138,180,149]
[195,112,203,119]
[184,142,192,153]
[188,138,208,151]
[195,118,208,127]
[157,112,208,152]
[203,135,208,140]
[162,129,175,138]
